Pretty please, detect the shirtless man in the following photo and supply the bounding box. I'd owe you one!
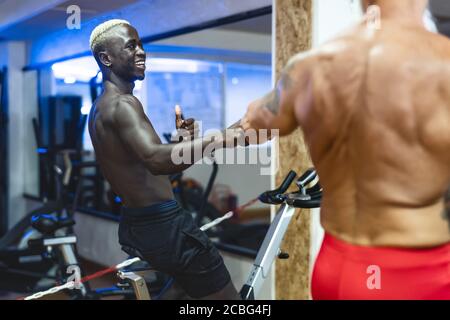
[242,0,450,299]
[88,20,241,299]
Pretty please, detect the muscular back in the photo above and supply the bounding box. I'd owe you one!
[88,92,174,208]
[300,22,450,247]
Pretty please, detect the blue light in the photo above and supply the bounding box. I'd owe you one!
[95,286,120,294]
[37,148,48,154]
[51,57,99,82]
[115,196,122,203]
[31,214,58,222]
[22,229,35,239]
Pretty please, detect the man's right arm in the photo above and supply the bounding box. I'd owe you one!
[113,95,222,175]
[241,52,314,137]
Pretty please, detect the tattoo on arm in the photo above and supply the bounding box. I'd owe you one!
[261,90,280,114]
[261,62,296,115]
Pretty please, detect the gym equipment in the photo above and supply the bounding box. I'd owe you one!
[0,115,94,296]
[106,168,322,300]
[240,168,321,299]
[18,168,322,300]
[0,149,86,296]
[36,96,84,200]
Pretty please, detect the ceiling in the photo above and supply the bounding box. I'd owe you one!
[0,0,449,41]
[218,14,271,35]
[216,1,450,37]
[0,0,138,40]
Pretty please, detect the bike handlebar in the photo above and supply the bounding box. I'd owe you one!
[259,169,322,208]
[258,170,297,204]
[296,169,317,190]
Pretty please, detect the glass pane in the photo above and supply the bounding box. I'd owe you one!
[145,58,224,141]
[224,62,272,126]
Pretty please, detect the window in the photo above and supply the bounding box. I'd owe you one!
[49,56,272,147]
[145,58,224,141]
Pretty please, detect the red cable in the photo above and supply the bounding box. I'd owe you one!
[234,197,259,215]
[79,265,117,284]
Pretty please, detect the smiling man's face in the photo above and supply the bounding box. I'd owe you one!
[104,24,147,82]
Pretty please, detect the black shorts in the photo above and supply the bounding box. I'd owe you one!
[118,200,231,298]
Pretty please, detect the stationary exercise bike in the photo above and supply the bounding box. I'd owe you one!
[108,168,322,300]
[0,150,86,296]
[240,168,321,299]
[0,116,91,296]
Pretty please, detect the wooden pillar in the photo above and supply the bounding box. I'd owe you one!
[274,0,313,300]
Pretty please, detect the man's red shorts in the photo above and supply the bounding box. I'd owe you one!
[312,233,450,300]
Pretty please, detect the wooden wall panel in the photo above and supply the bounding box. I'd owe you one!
[274,0,313,300]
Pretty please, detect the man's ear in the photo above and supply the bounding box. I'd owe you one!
[98,51,112,67]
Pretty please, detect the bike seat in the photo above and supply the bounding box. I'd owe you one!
[31,214,75,236]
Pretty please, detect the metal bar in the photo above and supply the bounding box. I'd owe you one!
[118,271,151,300]
[241,203,296,299]
[43,235,76,246]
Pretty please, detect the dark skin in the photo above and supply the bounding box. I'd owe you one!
[88,24,240,299]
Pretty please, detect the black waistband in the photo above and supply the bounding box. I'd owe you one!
[121,200,180,219]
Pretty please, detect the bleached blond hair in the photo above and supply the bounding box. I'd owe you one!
[89,19,131,54]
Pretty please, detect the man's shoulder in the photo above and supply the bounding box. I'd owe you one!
[105,94,144,127]
[97,92,141,108]
[280,38,359,88]
[318,27,370,56]
[114,94,141,108]
[295,37,360,65]
[111,94,144,118]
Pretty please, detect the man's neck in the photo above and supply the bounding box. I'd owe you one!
[370,0,427,27]
[103,73,135,95]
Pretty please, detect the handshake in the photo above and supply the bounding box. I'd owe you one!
[173,105,274,147]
